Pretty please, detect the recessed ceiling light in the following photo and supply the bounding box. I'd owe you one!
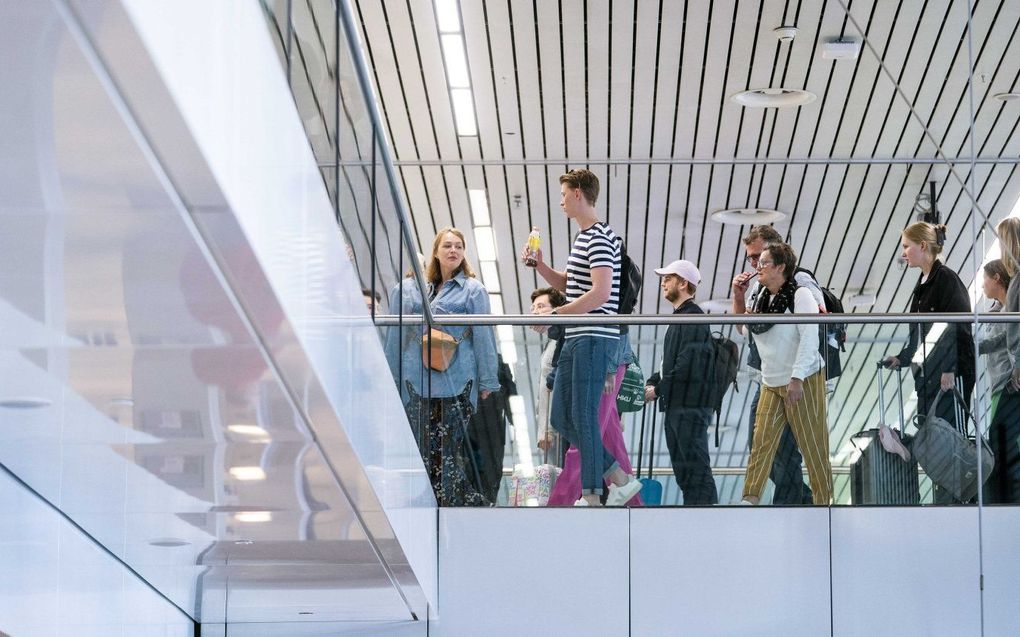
[731,88,816,108]
[235,511,272,523]
[995,92,1020,101]
[0,397,52,409]
[109,397,135,407]
[773,26,798,42]
[149,538,190,548]
[847,293,877,307]
[227,424,270,438]
[229,466,267,481]
[710,208,787,225]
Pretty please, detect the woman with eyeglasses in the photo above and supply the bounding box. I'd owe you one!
[881,222,974,503]
[385,227,501,506]
[740,242,832,505]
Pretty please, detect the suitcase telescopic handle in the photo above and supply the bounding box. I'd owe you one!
[876,361,888,429]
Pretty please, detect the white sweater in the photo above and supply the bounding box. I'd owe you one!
[752,287,824,387]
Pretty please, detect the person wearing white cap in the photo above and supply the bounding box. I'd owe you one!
[643,260,719,504]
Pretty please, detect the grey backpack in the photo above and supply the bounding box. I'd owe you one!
[911,388,994,502]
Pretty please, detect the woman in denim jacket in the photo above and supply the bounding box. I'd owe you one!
[385,228,500,505]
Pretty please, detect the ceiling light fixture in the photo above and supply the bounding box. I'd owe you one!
[474,226,497,260]
[479,261,501,293]
[468,189,491,225]
[995,92,1020,102]
[773,26,798,42]
[822,39,861,61]
[433,0,461,33]
[440,34,471,88]
[847,293,877,307]
[229,466,267,481]
[0,397,52,409]
[731,88,816,108]
[227,424,270,438]
[710,208,787,225]
[235,511,272,523]
[488,294,504,315]
[450,88,477,136]
[149,538,191,548]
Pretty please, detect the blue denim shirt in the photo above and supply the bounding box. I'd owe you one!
[384,273,500,407]
[608,331,634,372]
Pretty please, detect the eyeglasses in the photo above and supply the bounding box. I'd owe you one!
[756,260,774,270]
[744,254,761,265]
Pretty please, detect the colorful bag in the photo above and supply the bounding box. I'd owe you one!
[616,361,646,413]
[421,327,470,372]
[509,464,560,506]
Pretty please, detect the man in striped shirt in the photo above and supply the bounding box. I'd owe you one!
[521,169,641,507]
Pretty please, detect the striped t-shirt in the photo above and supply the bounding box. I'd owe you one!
[564,222,621,339]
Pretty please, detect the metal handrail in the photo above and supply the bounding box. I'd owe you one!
[371,311,1020,327]
[335,0,433,326]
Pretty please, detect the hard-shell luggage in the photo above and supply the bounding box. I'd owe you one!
[850,363,920,505]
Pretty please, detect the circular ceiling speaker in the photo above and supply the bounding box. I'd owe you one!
[731,88,816,108]
[710,208,787,225]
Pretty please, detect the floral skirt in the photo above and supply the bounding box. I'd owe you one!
[405,381,488,506]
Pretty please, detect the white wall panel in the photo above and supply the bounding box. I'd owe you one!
[436,508,629,637]
[981,507,1020,636]
[630,508,832,637]
[831,507,981,637]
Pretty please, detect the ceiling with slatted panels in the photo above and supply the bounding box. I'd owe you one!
[319,0,1020,503]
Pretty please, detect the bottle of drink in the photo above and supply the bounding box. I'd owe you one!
[525,227,541,267]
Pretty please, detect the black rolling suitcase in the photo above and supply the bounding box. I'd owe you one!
[850,362,920,505]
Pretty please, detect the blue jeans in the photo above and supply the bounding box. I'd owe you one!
[747,386,813,505]
[550,336,620,495]
[663,407,718,504]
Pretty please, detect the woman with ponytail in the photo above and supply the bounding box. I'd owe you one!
[883,222,975,503]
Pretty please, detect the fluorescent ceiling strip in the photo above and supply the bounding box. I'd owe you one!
[489,294,504,315]
[451,88,477,136]
[229,466,267,481]
[441,34,471,88]
[479,260,501,292]
[508,395,534,478]
[497,324,514,342]
[469,189,490,225]
[474,226,496,260]
[433,0,461,33]
[500,341,518,365]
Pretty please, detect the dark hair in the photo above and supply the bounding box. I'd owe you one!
[559,169,600,206]
[743,225,783,247]
[763,242,798,279]
[984,259,1011,290]
[361,287,382,302]
[531,287,567,307]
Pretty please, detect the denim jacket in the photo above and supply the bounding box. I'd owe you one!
[384,273,500,407]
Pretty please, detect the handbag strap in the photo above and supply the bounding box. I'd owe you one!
[927,387,974,432]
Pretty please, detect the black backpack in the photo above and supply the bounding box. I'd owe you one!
[615,240,643,335]
[795,266,847,379]
[617,239,642,315]
[707,331,740,446]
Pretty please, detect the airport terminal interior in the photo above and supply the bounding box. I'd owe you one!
[2,0,1020,635]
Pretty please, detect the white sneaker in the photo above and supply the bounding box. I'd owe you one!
[606,478,642,506]
[573,498,590,507]
[738,499,754,506]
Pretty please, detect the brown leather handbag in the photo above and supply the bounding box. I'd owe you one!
[422,327,471,372]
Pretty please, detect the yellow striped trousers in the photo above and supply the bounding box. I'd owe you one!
[743,370,832,505]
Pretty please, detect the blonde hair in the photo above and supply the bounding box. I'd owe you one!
[997,218,1020,277]
[902,222,946,259]
[425,228,476,288]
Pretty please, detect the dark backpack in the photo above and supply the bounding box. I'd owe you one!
[794,266,847,379]
[617,239,642,315]
[707,331,740,446]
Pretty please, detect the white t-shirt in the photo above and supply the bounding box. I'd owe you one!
[752,287,824,387]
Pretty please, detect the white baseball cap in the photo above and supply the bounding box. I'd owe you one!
[654,259,701,285]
